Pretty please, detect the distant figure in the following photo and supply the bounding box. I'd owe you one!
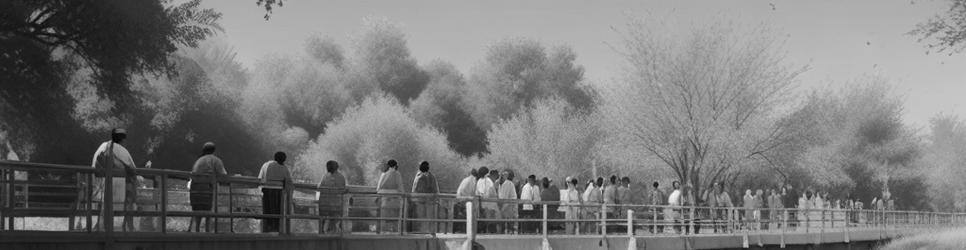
[91,128,139,232]
[617,177,631,206]
[453,168,478,233]
[603,175,618,218]
[258,152,293,233]
[559,177,581,234]
[782,184,799,228]
[477,169,500,233]
[649,181,666,233]
[376,160,405,233]
[189,142,227,232]
[666,181,683,233]
[411,161,439,233]
[0,125,18,161]
[540,177,560,224]
[743,190,755,229]
[520,175,541,233]
[709,182,733,232]
[498,170,518,233]
[317,160,347,233]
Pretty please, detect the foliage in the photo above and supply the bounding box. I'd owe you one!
[922,114,966,211]
[601,18,805,201]
[410,61,487,156]
[297,95,466,189]
[911,0,966,54]
[463,38,595,130]
[484,98,602,181]
[351,17,429,105]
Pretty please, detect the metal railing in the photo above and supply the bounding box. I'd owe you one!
[2,160,965,237]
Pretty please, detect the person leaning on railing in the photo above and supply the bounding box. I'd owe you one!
[257,151,293,233]
[188,142,227,233]
[375,159,405,233]
[410,161,439,233]
[453,168,478,234]
[91,128,140,232]
[317,160,346,234]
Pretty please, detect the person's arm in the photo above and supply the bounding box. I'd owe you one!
[257,163,268,182]
[376,173,387,191]
[411,175,420,193]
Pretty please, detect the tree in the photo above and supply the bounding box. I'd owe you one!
[351,17,428,105]
[922,114,966,211]
[0,0,220,162]
[410,60,487,156]
[911,0,966,54]
[601,18,806,203]
[297,95,466,188]
[463,38,595,130]
[484,98,602,180]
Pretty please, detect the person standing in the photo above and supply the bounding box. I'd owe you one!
[559,177,582,234]
[709,182,733,233]
[667,181,683,234]
[258,152,293,233]
[498,170,518,233]
[649,182,667,233]
[411,161,439,233]
[782,184,799,229]
[541,178,561,231]
[318,160,347,234]
[475,167,499,233]
[453,168,478,233]
[376,160,405,233]
[189,142,227,233]
[91,128,139,232]
[519,175,541,234]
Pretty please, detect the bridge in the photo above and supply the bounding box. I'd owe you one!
[1,160,964,250]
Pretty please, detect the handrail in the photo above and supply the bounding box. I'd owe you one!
[1,160,965,237]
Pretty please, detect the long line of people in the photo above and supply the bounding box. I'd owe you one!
[82,128,900,234]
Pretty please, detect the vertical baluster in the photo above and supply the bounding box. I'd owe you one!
[160,174,167,234]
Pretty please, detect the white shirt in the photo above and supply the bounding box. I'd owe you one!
[668,189,682,206]
[92,141,135,169]
[456,176,477,198]
[477,177,499,210]
[498,180,517,200]
[520,183,541,210]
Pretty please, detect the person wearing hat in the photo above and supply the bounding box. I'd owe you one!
[189,142,227,232]
[91,128,139,232]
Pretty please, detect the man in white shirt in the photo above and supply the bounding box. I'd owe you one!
[498,170,518,233]
[257,152,292,233]
[666,181,682,234]
[476,167,499,233]
[519,175,541,233]
[454,168,478,233]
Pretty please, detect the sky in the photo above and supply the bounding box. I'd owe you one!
[203,0,966,130]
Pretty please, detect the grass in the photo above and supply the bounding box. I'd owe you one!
[880,227,966,250]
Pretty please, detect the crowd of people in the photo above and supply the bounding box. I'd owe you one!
[66,128,899,234]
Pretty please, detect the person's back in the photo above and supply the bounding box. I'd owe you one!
[258,152,291,233]
[456,175,477,198]
[191,154,226,186]
[412,171,438,194]
[603,185,617,205]
[377,167,404,194]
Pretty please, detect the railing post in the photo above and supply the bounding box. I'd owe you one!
[466,201,475,248]
[400,195,407,235]
[652,206,658,233]
[211,173,218,233]
[104,167,114,234]
[627,209,634,236]
[601,203,607,235]
[228,181,234,234]
[542,203,549,237]
[160,174,167,234]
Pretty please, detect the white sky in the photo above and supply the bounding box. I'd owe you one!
[203,0,966,130]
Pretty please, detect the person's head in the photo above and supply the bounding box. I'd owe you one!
[499,170,510,181]
[0,123,8,142]
[477,167,489,179]
[621,177,631,187]
[569,177,579,188]
[528,175,537,185]
[609,175,617,185]
[745,189,752,196]
[387,159,398,170]
[419,161,430,173]
[595,177,604,187]
[713,182,722,192]
[469,168,478,178]
[542,177,551,188]
[488,169,499,180]
[273,151,287,165]
[756,189,763,196]
[653,181,660,189]
[672,181,680,189]
[111,128,127,144]
[506,170,515,181]
[325,160,339,173]
[202,142,216,155]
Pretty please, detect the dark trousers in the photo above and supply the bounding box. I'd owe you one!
[262,188,282,233]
